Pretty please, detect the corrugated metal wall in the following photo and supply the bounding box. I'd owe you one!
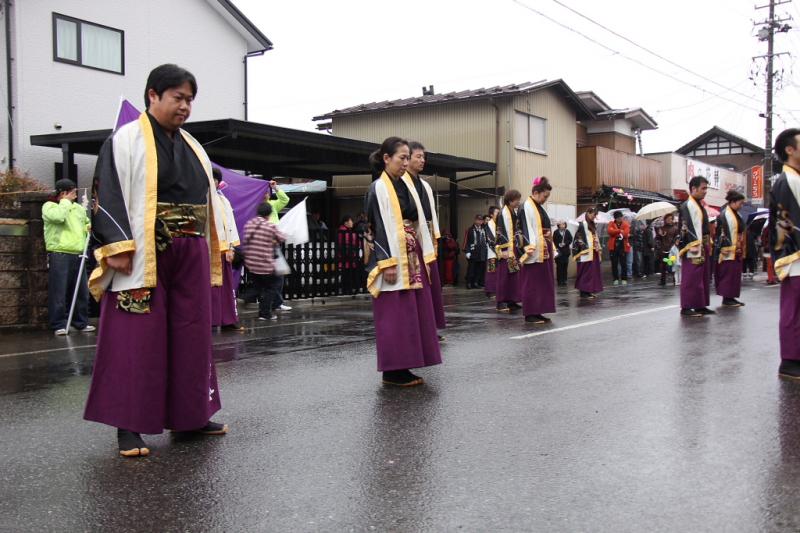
[577,146,663,191]
[510,89,577,207]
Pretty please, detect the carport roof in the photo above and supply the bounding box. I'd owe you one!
[30,119,495,179]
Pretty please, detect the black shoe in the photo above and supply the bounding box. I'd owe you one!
[680,308,703,317]
[696,307,716,315]
[438,335,445,342]
[190,421,229,435]
[579,291,595,299]
[382,369,424,387]
[497,303,510,312]
[525,314,551,324]
[507,302,522,311]
[722,298,745,307]
[118,429,150,457]
[779,360,800,380]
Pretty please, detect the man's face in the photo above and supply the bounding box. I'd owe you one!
[665,214,674,225]
[691,182,709,200]
[785,135,800,166]
[148,81,194,132]
[409,149,426,175]
[475,217,483,226]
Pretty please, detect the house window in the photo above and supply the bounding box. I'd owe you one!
[53,13,124,74]
[514,111,547,154]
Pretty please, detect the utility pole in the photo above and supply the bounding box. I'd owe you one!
[754,0,791,204]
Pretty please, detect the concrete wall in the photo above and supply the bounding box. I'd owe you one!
[10,0,250,189]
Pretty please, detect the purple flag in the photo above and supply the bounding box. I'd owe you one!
[114,99,142,131]
[213,164,270,236]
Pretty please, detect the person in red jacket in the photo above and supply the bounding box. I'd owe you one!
[607,211,631,285]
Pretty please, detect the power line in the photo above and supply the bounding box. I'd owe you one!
[510,0,763,114]
[550,0,765,107]
[655,79,753,113]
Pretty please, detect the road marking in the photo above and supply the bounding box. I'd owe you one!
[0,320,326,359]
[510,305,679,340]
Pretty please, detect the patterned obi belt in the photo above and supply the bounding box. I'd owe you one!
[403,219,424,289]
[155,202,207,252]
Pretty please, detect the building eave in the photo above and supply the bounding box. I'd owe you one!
[208,0,273,53]
[676,125,762,155]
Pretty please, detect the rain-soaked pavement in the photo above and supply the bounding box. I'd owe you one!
[0,275,797,532]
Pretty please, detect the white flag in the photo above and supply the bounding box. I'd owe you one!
[277,198,309,245]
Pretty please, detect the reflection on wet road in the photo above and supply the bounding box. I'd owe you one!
[1,281,796,531]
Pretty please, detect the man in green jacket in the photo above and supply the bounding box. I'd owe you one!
[264,180,293,311]
[42,179,95,335]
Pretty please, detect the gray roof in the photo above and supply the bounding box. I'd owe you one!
[313,79,594,121]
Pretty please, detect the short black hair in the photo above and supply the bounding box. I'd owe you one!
[613,211,623,219]
[143,64,197,109]
[55,178,76,194]
[774,128,800,162]
[409,141,426,153]
[257,202,273,218]
[725,190,745,203]
[688,175,709,191]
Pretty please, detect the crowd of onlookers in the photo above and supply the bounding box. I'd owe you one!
[43,177,775,335]
[434,208,777,290]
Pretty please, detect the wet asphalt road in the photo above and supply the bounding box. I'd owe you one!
[0,276,797,532]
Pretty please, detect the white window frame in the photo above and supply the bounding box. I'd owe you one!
[514,111,547,155]
[52,12,125,75]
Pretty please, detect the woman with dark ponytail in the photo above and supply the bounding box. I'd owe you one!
[572,207,604,299]
[518,177,556,323]
[364,137,441,386]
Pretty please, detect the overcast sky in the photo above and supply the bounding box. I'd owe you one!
[235,0,800,154]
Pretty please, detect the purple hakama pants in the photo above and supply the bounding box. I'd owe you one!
[715,259,743,299]
[575,255,603,293]
[211,258,239,326]
[84,237,221,434]
[427,258,446,330]
[780,276,800,361]
[680,248,712,309]
[521,259,556,316]
[495,259,520,304]
[372,243,442,372]
[484,268,497,296]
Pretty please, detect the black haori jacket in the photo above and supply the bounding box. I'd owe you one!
[770,165,800,280]
[715,204,743,263]
[677,196,709,261]
[495,206,522,259]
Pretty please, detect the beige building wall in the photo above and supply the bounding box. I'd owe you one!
[331,98,504,193]
[509,90,577,208]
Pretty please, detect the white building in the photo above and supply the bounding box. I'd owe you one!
[646,152,747,208]
[0,0,271,189]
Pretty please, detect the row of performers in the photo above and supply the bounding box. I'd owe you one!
[363,136,594,386]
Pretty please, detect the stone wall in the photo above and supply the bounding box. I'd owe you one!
[0,193,50,330]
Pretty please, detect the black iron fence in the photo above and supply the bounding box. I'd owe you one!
[240,239,367,300]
